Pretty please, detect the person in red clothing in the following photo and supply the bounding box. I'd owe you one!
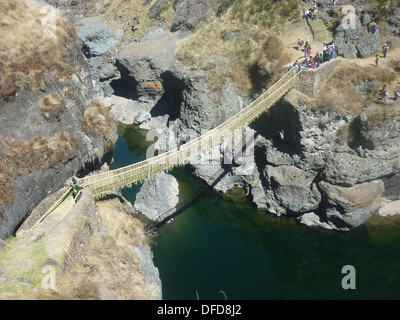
[307,45,312,57]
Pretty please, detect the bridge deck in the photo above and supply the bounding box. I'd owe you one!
[27,66,302,232]
[78,67,301,196]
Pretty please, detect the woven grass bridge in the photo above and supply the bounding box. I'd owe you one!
[78,67,302,196]
[26,66,301,231]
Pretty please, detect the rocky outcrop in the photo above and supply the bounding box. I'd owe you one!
[75,17,119,57]
[0,14,117,239]
[318,180,384,230]
[115,29,248,130]
[186,63,400,231]
[134,172,179,222]
[334,20,381,58]
[171,0,220,32]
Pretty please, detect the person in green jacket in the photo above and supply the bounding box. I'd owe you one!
[70,178,81,198]
[375,55,381,67]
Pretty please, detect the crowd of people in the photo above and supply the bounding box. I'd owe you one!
[379,85,400,103]
[299,2,397,103]
[295,38,338,71]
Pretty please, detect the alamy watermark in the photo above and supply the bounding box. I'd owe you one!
[24,0,57,38]
[341,265,356,290]
[145,121,255,176]
[40,5,57,38]
[341,5,356,30]
[41,265,57,291]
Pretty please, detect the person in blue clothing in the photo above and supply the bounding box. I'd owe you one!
[382,44,389,58]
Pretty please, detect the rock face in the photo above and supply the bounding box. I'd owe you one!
[186,59,400,231]
[132,245,162,299]
[334,20,381,58]
[319,180,384,230]
[134,172,179,222]
[171,0,220,32]
[0,21,117,239]
[116,29,247,130]
[265,165,321,214]
[75,17,118,57]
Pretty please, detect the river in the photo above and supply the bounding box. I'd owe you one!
[111,126,400,300]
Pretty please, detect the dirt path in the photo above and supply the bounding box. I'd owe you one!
[281,16,331,62]
[348,35,400,69]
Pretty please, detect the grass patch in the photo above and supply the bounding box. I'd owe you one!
[0,0,77,101]
[35,198,159,300]
[0,129,78,213]
[82,98,116,144]
[92,0,156,39]
[177,0,295,96]
[0,239,49,287]
[313,62,398,114]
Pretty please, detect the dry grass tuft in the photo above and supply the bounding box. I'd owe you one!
[29,129,77,168]
[0,0,77,101]
[38,93,65,121]
[0,138,33,210]
[72,279,100,300]
[82,98,116,141]
[0,129,78,212]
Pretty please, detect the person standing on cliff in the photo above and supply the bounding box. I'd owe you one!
[382,44,389,58]
[307,45,312,57]
[298,37,303,51]
[70,177,82,199]
[375,54,381,67]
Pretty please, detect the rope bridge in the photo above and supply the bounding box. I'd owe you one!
[24,66,301,233]
[77,67,302,197]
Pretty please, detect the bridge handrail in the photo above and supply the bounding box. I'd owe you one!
[79,67,302,195]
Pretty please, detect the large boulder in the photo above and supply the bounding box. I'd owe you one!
[318,180,385,230]
[334,20,381,58]
[134,172,179,222]
[75,17,117,57]
[133,111,152,125]
[116,29,177,98]
[171,0,220,32]
[264,165,321,214]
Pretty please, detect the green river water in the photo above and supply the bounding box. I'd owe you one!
[111,127,400,300]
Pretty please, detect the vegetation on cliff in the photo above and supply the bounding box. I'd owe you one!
[0,0,117,225]
[176,0,298,95]
[0,0,76,101]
